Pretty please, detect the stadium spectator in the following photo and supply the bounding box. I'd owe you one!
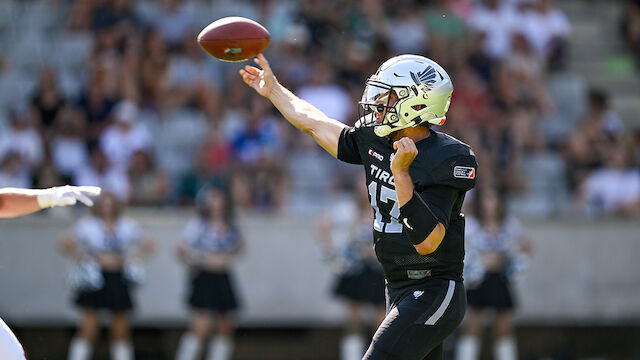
[175,187,243,360]
[91,0,140,32]
[467,0,522,60]
[579,142,640,216]
[127,150,170,206]
[49,105,89,182]
[0,105,44,171]
[457,188,532,360]
[297,61,354,125]
[76,76,117,146]
[167,32,223,106]
[424,0,468,45]
[74,146,130,202]
[177,144,226,206]
[384,1,429,54]
[30,65,67,133]
[564,89,622,194]
[143,0,195,49]
[621,0,640,68]
[229,98,285,210]
[139,29,171,107]
[99,101,152,171]
[65,0,96,32]
[0,152,31,189]
[517,0,571,69]
[59,192,154,360]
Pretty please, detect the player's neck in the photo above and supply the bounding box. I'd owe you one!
[391,126,432,143]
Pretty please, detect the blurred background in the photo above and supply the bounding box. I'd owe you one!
[0,0,639,359]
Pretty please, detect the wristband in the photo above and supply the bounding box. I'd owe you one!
[399,191,439,245]
[36,189,54,209]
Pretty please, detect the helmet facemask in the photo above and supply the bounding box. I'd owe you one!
[357,56,454,137]
[358,82,406,135]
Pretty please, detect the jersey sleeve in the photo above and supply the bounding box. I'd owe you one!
[431,153,477,191]
[417,185,459,229]
[337,127,363,164]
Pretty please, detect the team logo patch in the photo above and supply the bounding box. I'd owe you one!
[453,166,475,179]
[410,66,437,86]
[368,149,384,161]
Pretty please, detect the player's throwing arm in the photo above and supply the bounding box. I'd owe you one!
[239,54,347,157]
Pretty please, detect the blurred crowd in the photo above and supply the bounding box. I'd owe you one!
[0,0,638,218]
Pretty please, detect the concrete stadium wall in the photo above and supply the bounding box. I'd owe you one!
[1,208,639,327]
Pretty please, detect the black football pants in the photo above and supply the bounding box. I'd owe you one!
[363,280,466,360]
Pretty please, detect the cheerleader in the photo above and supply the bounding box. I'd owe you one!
[60,192,153,360]
[316,184,386,360]
[175,187,243,360]
[456,189,532,360]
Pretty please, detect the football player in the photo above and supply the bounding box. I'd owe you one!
[240,54,477,360]
[0,185,101,360]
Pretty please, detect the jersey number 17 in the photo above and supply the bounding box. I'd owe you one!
[368,181,403,233]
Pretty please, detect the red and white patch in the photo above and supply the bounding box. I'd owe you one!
[368,149,384,161]
[453,166,475,179]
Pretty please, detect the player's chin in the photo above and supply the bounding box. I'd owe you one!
[387,131,403,143]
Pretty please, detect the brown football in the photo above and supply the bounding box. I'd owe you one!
[197,17,270,62]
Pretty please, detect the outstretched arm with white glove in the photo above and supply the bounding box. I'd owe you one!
[0,186,102,218]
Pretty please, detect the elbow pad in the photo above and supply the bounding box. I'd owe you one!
[399,191,440,246]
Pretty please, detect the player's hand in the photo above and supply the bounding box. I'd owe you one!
[239,53,277,98]
[391,137,418,174]
[37,186,102,208]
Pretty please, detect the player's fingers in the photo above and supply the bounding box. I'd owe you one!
[407,140,418,154]
[394,139,408,152]
[256,53,270,71]
[75,193,94,207]
[244,65,261,75]
[78,186,101,197]
[239,69,251,80]
[255,55,273,75]
[239,71,256,86]
[60,195,77,206]
[399,138,417,154]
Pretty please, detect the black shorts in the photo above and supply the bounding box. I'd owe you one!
[188,270,239,312]
[466,272,514,310]
[334,263,386,306]
[363,279,466,360]
[75,271,133,312]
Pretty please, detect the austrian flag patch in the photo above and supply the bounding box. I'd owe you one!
[453,166,475,179]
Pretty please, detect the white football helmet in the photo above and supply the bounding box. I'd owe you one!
[358,55,453,137]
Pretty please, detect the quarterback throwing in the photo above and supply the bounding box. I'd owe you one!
[240,54,476,359]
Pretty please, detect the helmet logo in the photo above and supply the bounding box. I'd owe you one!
[410,66,437,86]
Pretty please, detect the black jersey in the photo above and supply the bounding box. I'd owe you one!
[337,126,477,289]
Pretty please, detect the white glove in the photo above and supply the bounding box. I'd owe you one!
[37,186,102,208]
